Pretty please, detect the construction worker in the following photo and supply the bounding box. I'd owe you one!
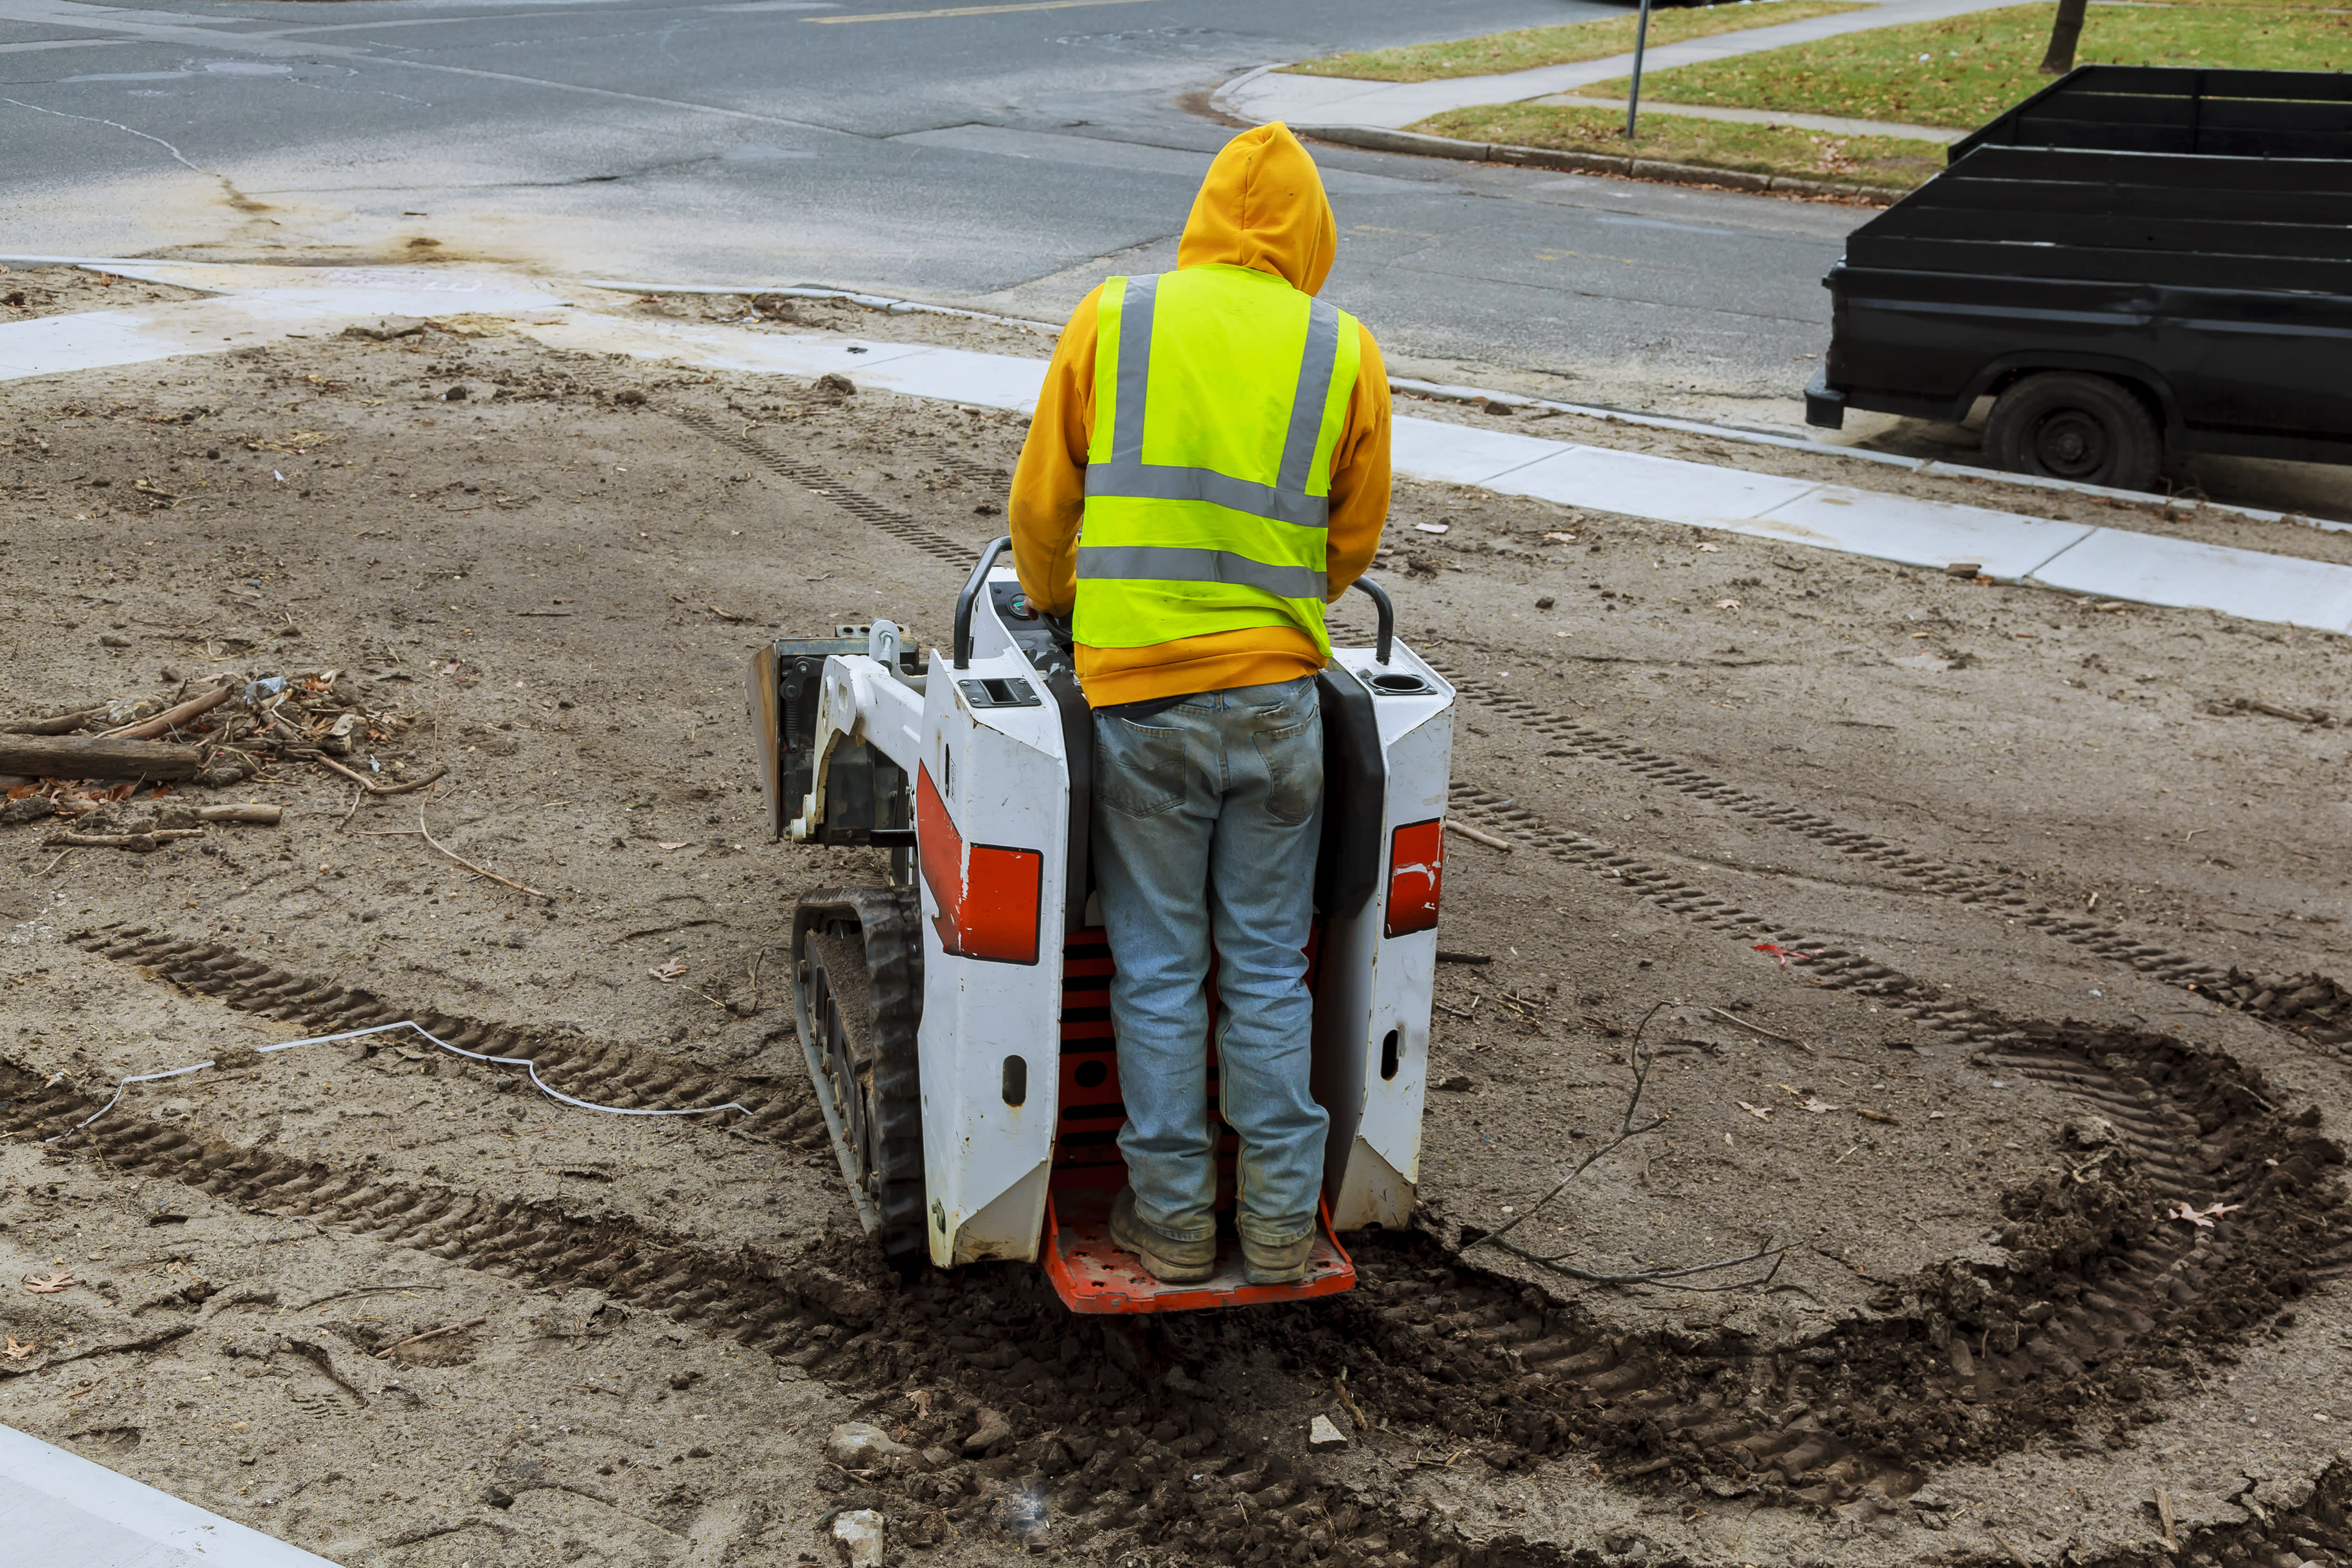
[1010,123,1391,1286]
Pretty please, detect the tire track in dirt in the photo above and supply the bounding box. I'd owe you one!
[1439,781,2351,1402]
[667,409,976,568]
[65,925,834,1152]
[1438,667,2352,1058]
[38,900,2352,1563]
[5,1001,2339,1568]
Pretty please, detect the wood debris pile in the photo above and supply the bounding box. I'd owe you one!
[0,668,441,840]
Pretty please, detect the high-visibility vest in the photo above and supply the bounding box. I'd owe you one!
[1076,263,1364,657]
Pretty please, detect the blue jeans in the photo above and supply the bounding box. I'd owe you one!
[1091,676,1329,1249]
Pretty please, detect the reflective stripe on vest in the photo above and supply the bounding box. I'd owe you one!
[1074,265,1361,655]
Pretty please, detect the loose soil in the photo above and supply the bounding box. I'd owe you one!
[3,317,2351,1568]
[0,264,206,322]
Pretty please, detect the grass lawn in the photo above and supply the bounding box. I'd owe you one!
[1280,0,1868,82]
[1409,102,1949,190]
[1573,1,2352,130]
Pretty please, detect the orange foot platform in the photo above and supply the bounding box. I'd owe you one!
[1041,1189,1356,1314]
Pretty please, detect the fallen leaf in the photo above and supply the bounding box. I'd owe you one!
[2,1336,35,1360]
[2169,1200,2243,1228]
[1542,531,1577,543]
[23,1269,74,1295]
[650,959,687,982]
[1752,943,1820,966]
[1735,1101,1773,1122]
[1801,1097,1840,1114]
[1715,598,1741,610]
[1857,1108,1899,1125]
[656,841,690,851]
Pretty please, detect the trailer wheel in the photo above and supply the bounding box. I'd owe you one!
[793,887,926,1266]
[1985,372,2161,491]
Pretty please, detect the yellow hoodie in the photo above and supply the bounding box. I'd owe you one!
[1009,123,1392,708]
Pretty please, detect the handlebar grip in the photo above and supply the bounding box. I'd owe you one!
[954,536,1015,670]
[1351,576,1394,665]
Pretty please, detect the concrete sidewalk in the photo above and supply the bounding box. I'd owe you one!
[0,1422,344,1568]
[1216,0,2013,131]
[5,260,2352,635]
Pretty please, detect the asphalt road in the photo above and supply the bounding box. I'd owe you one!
[0,0,1868,413]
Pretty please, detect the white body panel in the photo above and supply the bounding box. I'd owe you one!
[1314,645,1454,1230]
[916,620,1067,1267]
[797,563,1452,1267]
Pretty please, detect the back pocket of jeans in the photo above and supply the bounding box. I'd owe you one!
[1095,717,1185,817]
[1251,714,1322,827]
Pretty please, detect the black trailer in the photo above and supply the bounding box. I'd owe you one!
[1805,67,2352,491]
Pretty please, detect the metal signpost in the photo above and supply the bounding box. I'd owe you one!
[1624,0,1656,140]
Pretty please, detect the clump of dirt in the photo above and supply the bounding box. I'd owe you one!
[0,263,207,321]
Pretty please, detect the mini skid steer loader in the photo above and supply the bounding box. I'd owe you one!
[747,539,1454,1313]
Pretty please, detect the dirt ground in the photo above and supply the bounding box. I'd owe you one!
[3,309,2350,1568]
[0,262,207,321]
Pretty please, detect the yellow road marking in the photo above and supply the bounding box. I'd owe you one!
[806,0,1164,21]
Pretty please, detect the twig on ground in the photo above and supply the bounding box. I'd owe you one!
[43,829,204,852]
[1706,1005,1810,1051]
[315,755,448,797]
[4,705,107,736]
[196,804,280,824]
[1331,1372,1368,1432]
[1445,820,1513,852]
[1462,1000,1786,1291]
[744,949,767,1014]
[365,808,550,900]
[374,1315,489,1358]
[292,1283,448,1312]
[338,783,363,832]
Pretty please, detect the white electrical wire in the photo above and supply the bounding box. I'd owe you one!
[42,1020,751,1143]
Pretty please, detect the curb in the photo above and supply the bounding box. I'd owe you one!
[1293,123,1909,206]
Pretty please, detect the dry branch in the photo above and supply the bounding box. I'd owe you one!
[3,706,106,737]
[1462,1001,1786,1291]
[315,755,448,797]
[0,736,204,780]
[365,808,549,900]
[101,681,235,740]
[197,804,282,825]
[44,829,204,852]
[374,1315,489,1359]
[1445,820,1513,852]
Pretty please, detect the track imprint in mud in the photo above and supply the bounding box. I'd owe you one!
[669,408,977,568]
[32,911,2352,1567]
[1438,667,2352,1059]
[65,924,837,1151]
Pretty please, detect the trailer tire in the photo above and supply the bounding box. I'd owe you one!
[1985,372,2162,491]
[793,886,926,1266]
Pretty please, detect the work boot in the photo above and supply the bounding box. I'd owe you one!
[1241,1230,1314,1286]
[1110,1189,1215,1284]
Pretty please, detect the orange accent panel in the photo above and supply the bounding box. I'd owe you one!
[1041,1189,1356,1315]
[1384,818,1445,938]
[916,764,1042,965]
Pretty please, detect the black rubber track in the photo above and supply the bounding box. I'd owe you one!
[795,886,926,1263]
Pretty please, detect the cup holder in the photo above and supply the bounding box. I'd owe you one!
[1367,671,1431,697]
